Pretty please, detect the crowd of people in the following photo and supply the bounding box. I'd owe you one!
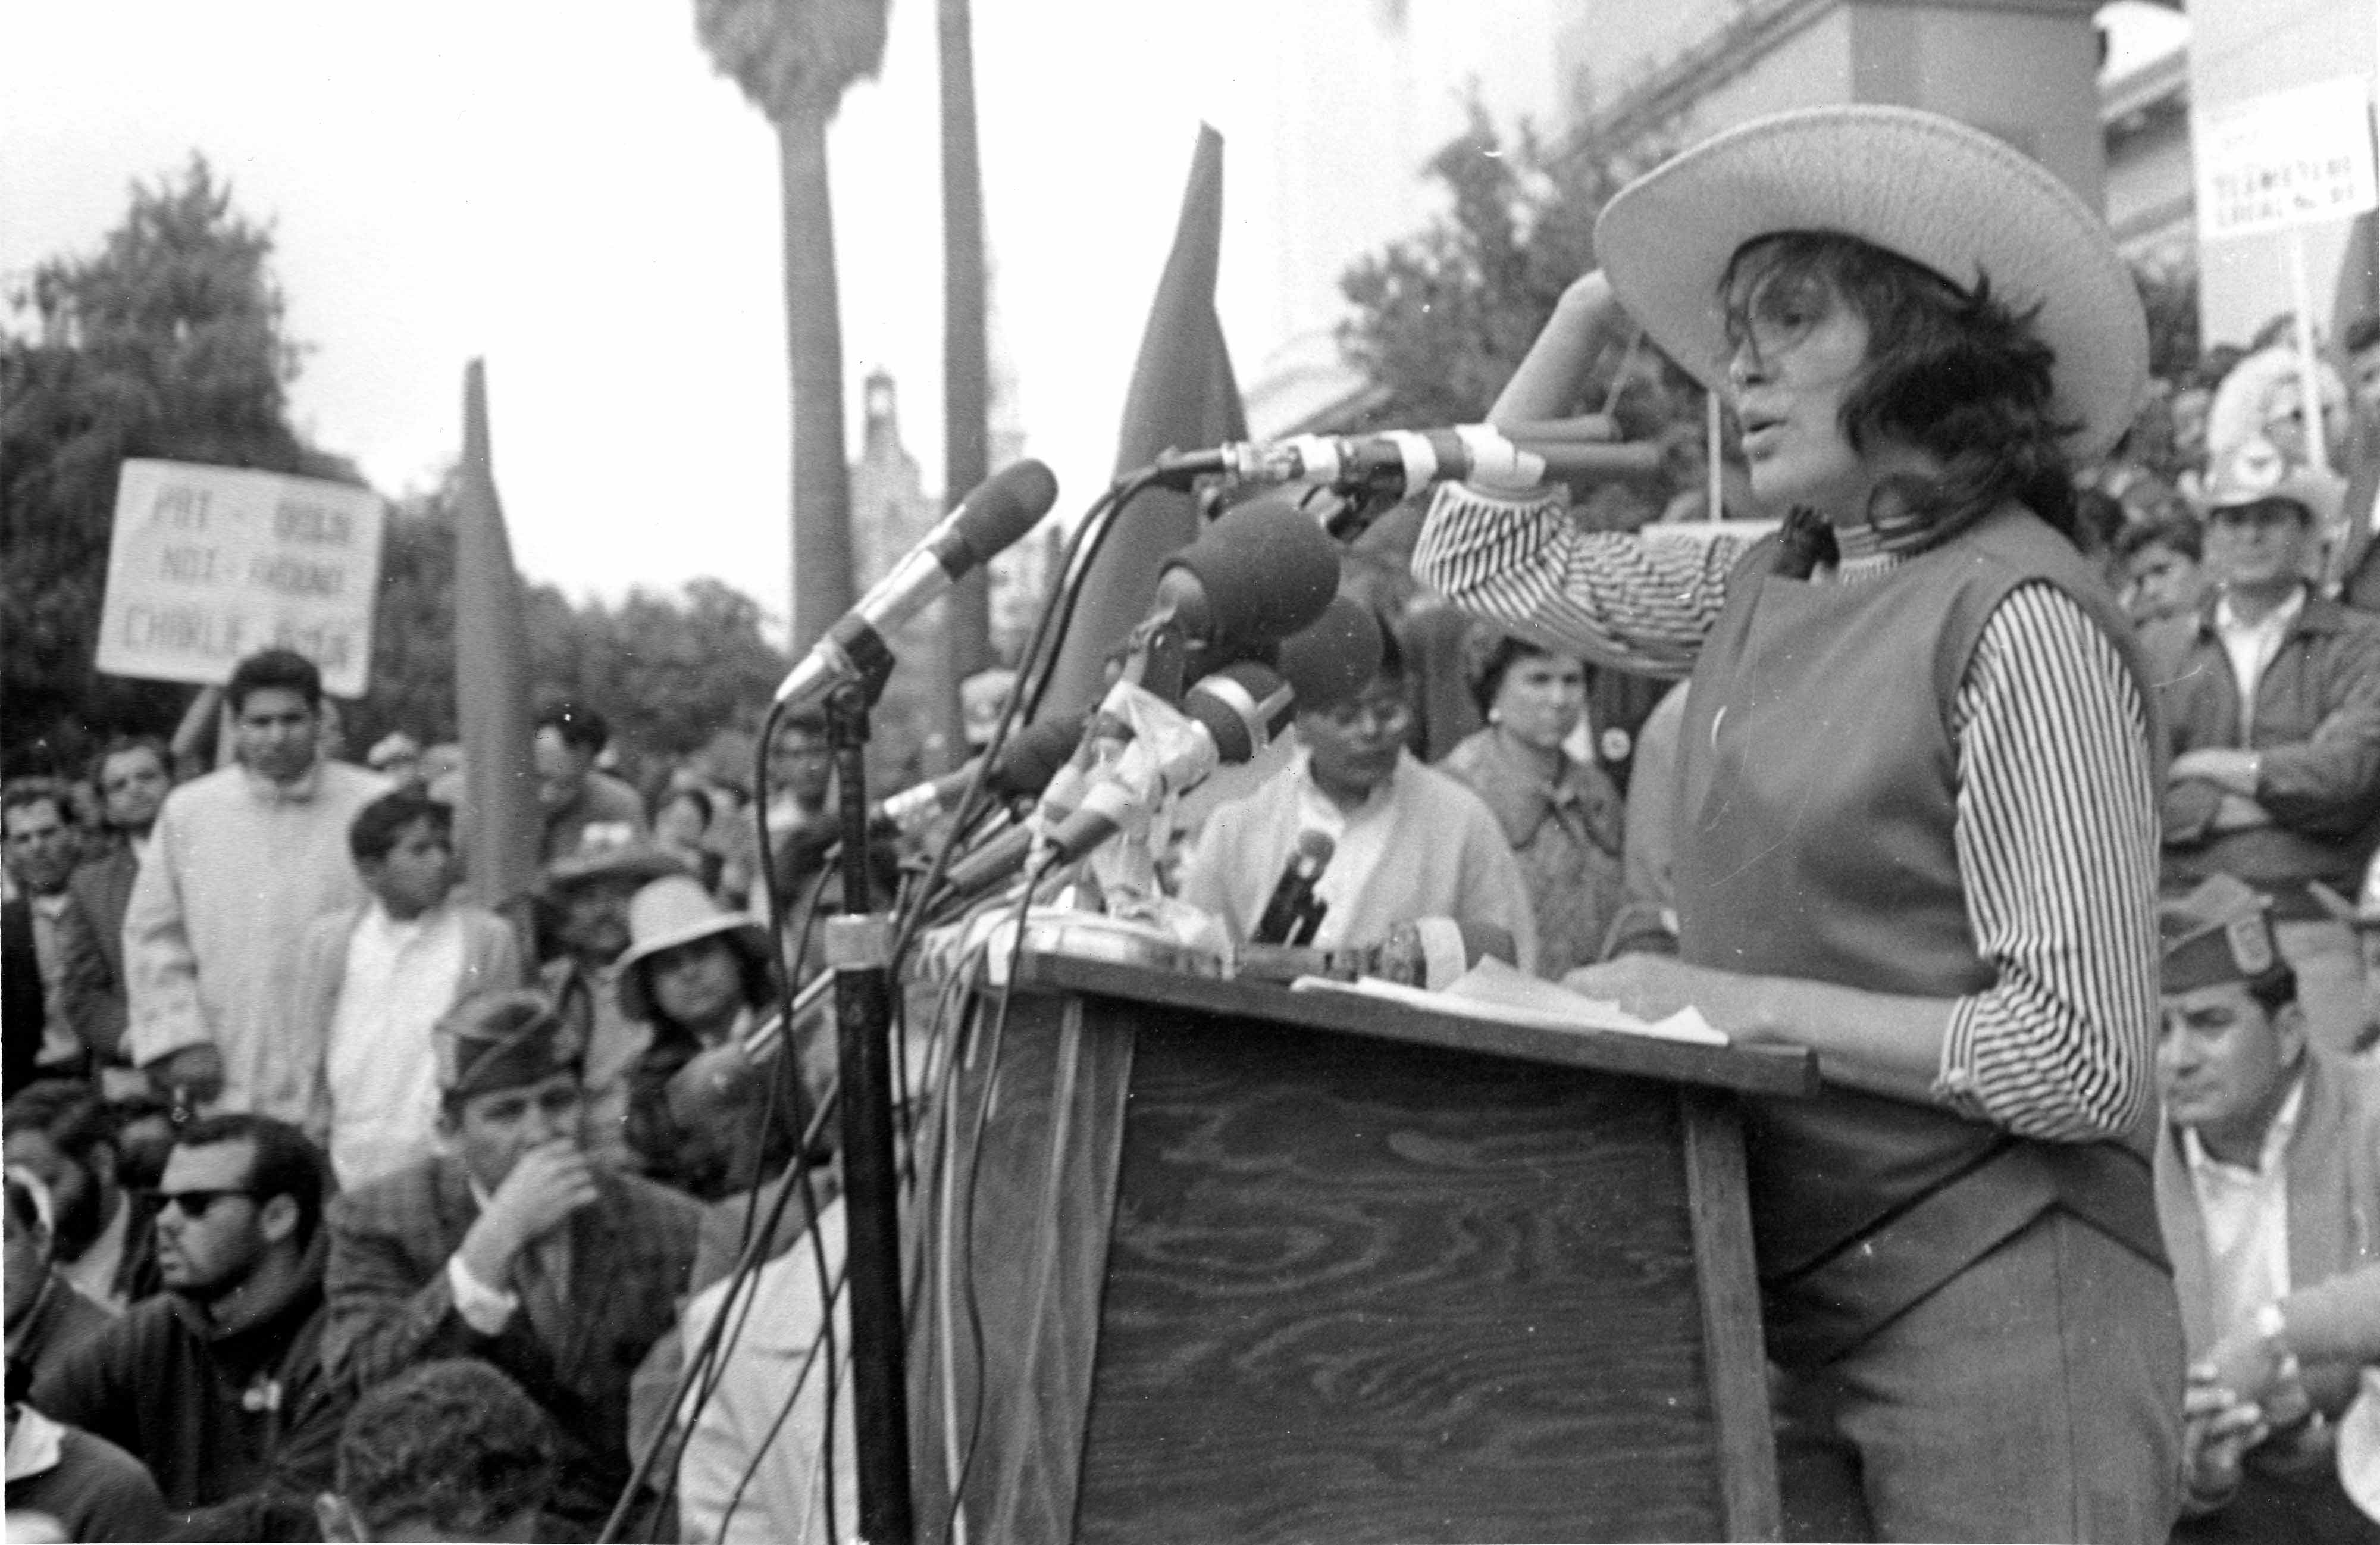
[7,107,2380,1544]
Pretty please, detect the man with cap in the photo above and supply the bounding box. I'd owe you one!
[2154,875,2380,1540]
[321,989,702,1531]
[2143,438,2380,1059]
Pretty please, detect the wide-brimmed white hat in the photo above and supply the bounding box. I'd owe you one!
[1595,104,2147,461]
[616,874,774,1023]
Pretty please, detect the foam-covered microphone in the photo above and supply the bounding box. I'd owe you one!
[940,661,1296,898]
[870,713,1085,836]
[774,459,1059,708]
[1252,830,1335,946]
[1149,492,1341,653]
[1157,426,1661,498]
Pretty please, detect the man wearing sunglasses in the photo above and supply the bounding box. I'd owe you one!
[320,989,701,1535]
[27,1111,349,1537]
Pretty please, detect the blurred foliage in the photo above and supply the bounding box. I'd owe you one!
[1337,99,1669,429]
[2133,257,2201,385]
[4,155,791,789]
[1,155,358,777]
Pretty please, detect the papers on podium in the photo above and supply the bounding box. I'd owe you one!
[1290,955,1726,1046]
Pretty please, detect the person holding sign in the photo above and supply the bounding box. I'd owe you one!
[1414,106,2182,1538]
[124,649,387,1121]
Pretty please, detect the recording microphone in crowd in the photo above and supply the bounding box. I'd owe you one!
[1137,491,1342,669]
[870,713,1085,837]
[774,458,1059,709]
[1252,829,1335,946]
[939,659,1298,899]
[1153,423,1662,501]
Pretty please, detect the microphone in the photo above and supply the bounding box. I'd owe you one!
[1252,830,1334,946]
[774,459,1059,708]
[1157,426,1661,499]
[870,713,1085,836]
[939,662,1296,898]
[1149,493,1341,652]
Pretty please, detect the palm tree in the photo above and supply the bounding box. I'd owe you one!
[694,0,890,653]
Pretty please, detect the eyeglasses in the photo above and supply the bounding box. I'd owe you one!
[152,1189,256,1219]
[1316,697,1414,735]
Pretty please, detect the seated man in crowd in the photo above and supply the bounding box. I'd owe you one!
[2,1083,158,1312]
[1180,613,1536,971]
[2145,440,2378,1056]
[2,780,121,1088]
[322,990,702,1533]
[4,1171,108,1388]
[314,1358,558,1544]
[29,1113,349,1536]
[5,1356,168,1545]
[2153,876,2380,1541]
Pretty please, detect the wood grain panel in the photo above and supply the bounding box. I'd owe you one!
[1072,1011,1725,1543]
[907,990,1136,1544]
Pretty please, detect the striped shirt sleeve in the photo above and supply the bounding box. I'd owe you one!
[1408,483,1748,679]
[1941,582,2159,1141]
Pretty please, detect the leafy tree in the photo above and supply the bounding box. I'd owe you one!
[1337,102,1669,430]
[694,0,890,655]
[1,155,355,775]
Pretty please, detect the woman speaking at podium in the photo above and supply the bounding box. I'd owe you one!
[1413,106,2181,1541]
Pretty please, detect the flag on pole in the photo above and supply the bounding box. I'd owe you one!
[452,360,541,914]
[1041,124,1248,716]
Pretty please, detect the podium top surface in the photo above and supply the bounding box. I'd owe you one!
[1012,950,1821,1098]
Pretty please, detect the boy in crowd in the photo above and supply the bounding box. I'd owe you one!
[289,790,523,1189]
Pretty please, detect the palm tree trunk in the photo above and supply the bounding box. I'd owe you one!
[779,107,858,653]
[939,0,992,689]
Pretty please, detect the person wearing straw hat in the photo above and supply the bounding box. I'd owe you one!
[613,874,803,1201]
[322,989,700,1534]
[1414,105,2182,1538]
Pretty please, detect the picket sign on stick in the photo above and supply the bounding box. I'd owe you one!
[95,459,386,697]
[2195,76,2380,477]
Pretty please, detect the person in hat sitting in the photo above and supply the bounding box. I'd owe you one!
[1414,105,2183,1537]
[2141,439,2378,1060]
[530,836,691,1168]
[320,990,701,1533]
[2152,875,2380,1541]
[614,874,808,1201]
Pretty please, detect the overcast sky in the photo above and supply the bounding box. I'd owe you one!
[2,1,1282,625]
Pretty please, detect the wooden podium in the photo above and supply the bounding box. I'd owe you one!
[907,951,1818,1543]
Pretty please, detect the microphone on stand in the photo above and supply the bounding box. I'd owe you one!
[940,659,1299,900]
[870,714,1085,836]
[1152,423,1662,500]
[1252,830,1335,946]
[774,459,1059,709]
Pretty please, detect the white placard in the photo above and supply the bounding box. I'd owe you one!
[2196,77,2378,242]
[95,459,386,698]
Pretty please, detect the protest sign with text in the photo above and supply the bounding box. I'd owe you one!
[96,459,386,698]
[2195,77,2378,242]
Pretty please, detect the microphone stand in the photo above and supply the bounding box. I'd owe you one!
[823,673,916,1545]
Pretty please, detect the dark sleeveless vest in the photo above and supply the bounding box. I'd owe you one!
[1674,505,2168,1368]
